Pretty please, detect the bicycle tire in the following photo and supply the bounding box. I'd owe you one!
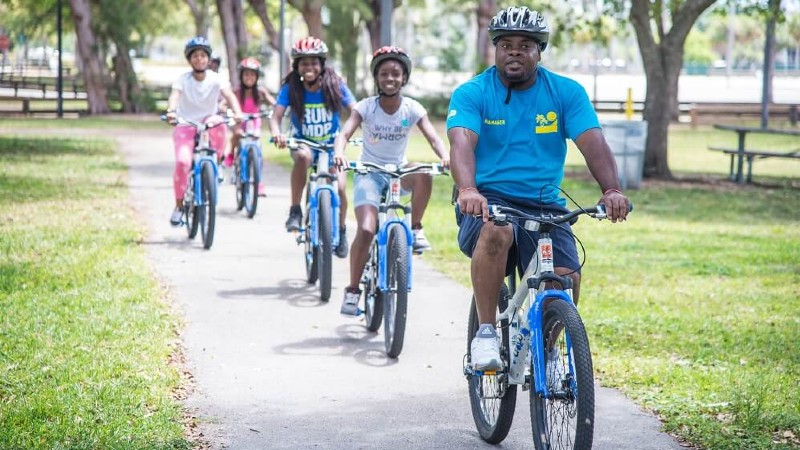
[530,298,594,450]
[363,239,383,332]
[317,189,333,302]
[383,224,408,358]
[467,283,515,444]
[185,175,199,239]
[199,160,216,250]
[244,148,258,218]
[234,153,245,211]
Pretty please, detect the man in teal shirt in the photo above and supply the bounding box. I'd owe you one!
[447,6,630,371]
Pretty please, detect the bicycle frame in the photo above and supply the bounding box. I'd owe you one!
[237,112,268,185]
[189,122,221,206]
[376,175,414,291]
[484,205,606,398]
[305,148,341,249]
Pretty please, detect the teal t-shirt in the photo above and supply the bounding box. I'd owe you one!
[446,66,598,205]
[277,82,356,144]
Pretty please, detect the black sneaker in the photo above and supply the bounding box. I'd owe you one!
[335,227,348,258]
[285,205,302,232]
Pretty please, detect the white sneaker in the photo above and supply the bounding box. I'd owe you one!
[412,228,432,253]
[169,208,182,226]
[340,288,361,316]
[470,324,502,371]
[546,348,566,391]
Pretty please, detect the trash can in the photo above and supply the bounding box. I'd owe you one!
[600,120,647,189]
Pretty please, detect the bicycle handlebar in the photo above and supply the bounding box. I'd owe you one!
[488,203,633,228]
[345,160,449,177]
[268,136,362,151]
[160,115,234,130]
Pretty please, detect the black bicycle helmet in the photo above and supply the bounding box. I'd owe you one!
[488,6,550,51]
[370,46,412,81]
[184,36,212,60]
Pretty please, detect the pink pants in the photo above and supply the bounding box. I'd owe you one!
[172,116,227,200]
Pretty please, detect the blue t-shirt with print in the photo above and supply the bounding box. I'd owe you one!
[446,66,598,205]
[277,82,356,144]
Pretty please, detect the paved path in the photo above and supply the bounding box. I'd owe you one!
[113,129,684,449]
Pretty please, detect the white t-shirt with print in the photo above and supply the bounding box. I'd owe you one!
[172,70,230,122]
[355,96,427,166]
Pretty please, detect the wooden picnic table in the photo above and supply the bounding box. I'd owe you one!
[711,124,800,183]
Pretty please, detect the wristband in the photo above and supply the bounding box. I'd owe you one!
[603,188,622,196]
[459,187,478,195]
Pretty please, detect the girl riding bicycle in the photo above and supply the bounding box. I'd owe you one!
[221,57,277,197]
[268,37,356,258]
[332,46,448,316]
[165,36,243,226]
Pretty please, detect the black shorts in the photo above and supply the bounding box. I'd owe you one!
[455,191,581,277]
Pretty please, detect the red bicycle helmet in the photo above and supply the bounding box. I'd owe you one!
[291,37,328,60]
[238,57,263,76]
[370,46,412,80]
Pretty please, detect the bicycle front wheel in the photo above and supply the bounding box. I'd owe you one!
[363,239,382,332]
[316,189,333,302]
[467,284,515,444]
[530,298,594,450]
[199,160,217,250]
[244,148,258,218]
[382,224,408,358]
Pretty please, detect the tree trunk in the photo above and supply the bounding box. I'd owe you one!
[476,0,496,72]
[216,0,242,83]
[288,0,324,39]
[184,0,210,37]
[69,0,109,114]
[760,0,780,128]
[112,39,142,113]
[629,0,716,179]
[248,0,280,49]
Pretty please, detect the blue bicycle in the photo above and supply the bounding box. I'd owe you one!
[162,115,229,249]
[464,203,630,448]
[345,161,446,358]
[274,137,351,303]
[233,109,272,218]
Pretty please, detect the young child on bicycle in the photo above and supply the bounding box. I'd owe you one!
[221,57,277,197]
[268,37,356,258]
[332,46,448,316]
[165,36,244,226]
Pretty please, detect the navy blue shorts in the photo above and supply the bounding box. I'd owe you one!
[455,191,580,277]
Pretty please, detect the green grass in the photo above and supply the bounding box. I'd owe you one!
[0,116,166,131]
[281,120,799,449]
[0,135,190,449]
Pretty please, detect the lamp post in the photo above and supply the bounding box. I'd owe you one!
[57,0,63,118]
[380,0,392,46]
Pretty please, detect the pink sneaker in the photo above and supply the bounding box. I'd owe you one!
[223,153,234,167]
[258,182,266,197]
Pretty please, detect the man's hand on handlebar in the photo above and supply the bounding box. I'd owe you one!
[599,190,630,223]
[457,188,489,223]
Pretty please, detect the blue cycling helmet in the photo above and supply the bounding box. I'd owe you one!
[184,36,212,60]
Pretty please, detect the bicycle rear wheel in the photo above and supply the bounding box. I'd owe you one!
[363,239,382,332]
[467,284,515,444]
[382,224,408,358]
[316,189,333,302]
[184,174,199,239]
[530,298,594,450]
[244,147,258,218]
[199,160,216,250]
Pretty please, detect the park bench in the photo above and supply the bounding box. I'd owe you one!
[709,124,800,183]
[708,146,800,183]
[691,103,799,127]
